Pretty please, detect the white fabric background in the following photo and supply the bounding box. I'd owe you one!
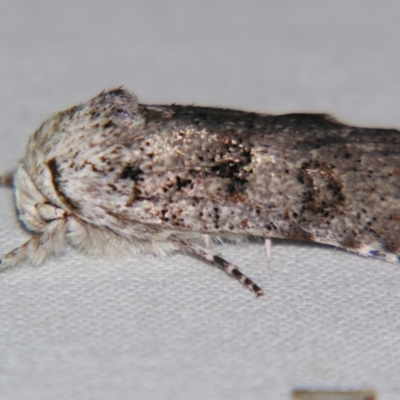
[0,1,399,399]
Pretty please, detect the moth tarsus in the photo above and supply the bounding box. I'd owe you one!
[1,87,400,296]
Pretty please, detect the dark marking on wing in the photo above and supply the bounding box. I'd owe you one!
[298,160,345,217]
[120,165,144,181]
[176,176,192,191]
[205,142,252,194]
[47,158,79,210]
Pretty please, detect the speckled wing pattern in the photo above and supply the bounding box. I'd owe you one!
[2,88,400,296]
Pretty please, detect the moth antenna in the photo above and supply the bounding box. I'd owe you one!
[176,240,263,297]
[0,171,15,187]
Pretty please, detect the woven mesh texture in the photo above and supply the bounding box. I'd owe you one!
[1,1,400,399]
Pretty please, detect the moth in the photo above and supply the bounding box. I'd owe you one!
[1,87,400,297]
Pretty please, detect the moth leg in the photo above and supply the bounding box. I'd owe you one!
[203,234,211,248]
[265,238,272,263]
[176,240,263,297]
[0,219,66,272]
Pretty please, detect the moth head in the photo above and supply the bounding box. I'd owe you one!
[13,165,66,232]
[18,87,145,214]
[8,88,151,255]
